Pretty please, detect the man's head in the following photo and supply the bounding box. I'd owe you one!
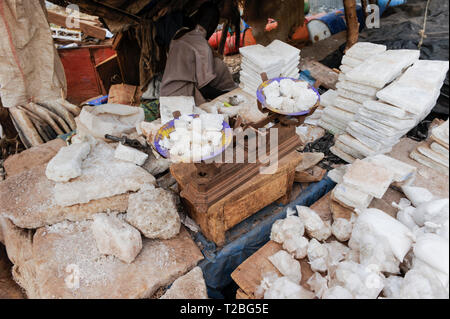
[195,2,220,39]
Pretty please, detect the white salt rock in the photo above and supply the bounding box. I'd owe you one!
[334,141,365,160]
[126,184,181,240]
[332,183,373,209]
[362,100,409,119]
[327,165,349,184]
[414,233,449,278]
[322,286,354,299]
[334,261,385,299]
[318,119,345,136]
[345,42,387,61]
[91,213,142,264]
[341,55,363,68]
[307,239,329,273]
[417,144,449,168]
[54,143,156,207]
[266,96,284,109]
[383,276,404,298]
[320,114,348,131]
[332,217,354,242]
[268,250,302,284]
[263,81,281,99]
[283,236,309,259]
[339,64,353,74]
[270,215,305,244]
[307,273,328,298]
[325,241,350,269]
[356,115,408,138]
[334,96,362,113]
[279,79,296,98]
[160,96,195,125]
[200,113,224,132]
[364,155,417,184]
[343,159,394,199]
[320,89,338,108]
[160,267,208,299]
[346,124,392,152]
[346,49,420,89]
[294,88,318,111]
[396,206,418,230]
[349,208,415,274]
[46,142,91,182]
[296,206,331,241]
[438,220,449,240]
[282,97,296,113]
[114,144,149,166]
[336,80,378,97]
[401,186,434,207]
[357,107,416,130]
[412,198,449,228]
[395,267,448,299]
[264,277,315,299]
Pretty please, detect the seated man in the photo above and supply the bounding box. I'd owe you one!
[160,2,237,105]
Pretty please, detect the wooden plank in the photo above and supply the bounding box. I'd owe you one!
[95,54,123,93]
[300,58,339,90]
[47,11,107,40]
[236,288,250,299]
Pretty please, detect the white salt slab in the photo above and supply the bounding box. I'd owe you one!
[338,134,383,158]
[339,64,353,74]
[323,106,355,124]
[338,73,347,82]
[335,140,365,160]
[417,144,449,168]
[241,61,281,79]
[239,44,284,70]
[320,89,338,108]
[318,120,345,136]
[330,146,357,164]
[337,88,376,104]
[160,96,195,125]
[346,49,420,89]
[346,125,390,152]
[334,96,362,113]
[333,183,373,209]
[345,42,387,61]
[343,159,395,199]
[355,115,409,138]
[347,121,401,146]
[430,142,449,159]
[410,149,449,175]
[267,40,300,64]
[362,100,410,119]
[357,107,416,130]
[432,120,449,147]
[336,80,379,97]
[377,80,441,115]
[321,114,349,131]
[363,154,417,183]
[342,55,363,68]
[402,60,449,89]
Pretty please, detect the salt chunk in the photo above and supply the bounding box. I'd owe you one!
[307,273,328,298]
[345,42,387,61]
[322,286,354,299]
[401,186,434,207]
[114,144,149,166]
[160,96,195,124]
[270,216,305,244]
[263,81,280,99]
[264,277,315,299]
[126,184,181,239]
[307,239,329,273]
[332,183,373,209]
[283,236,309,259]
[332,217,354,242]
[160,267,208,299]
[296,206,331,241]
[364,155,417,184]
[46,142,91,182]
[91,213,142,264]
[268,250,302,284]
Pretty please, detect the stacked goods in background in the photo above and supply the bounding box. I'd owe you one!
[334,59,449,163]
[239,40,301,96]
[410,120,449,175]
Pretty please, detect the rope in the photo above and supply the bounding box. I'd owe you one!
[418,0,432,49]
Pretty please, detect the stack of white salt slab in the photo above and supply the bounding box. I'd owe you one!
[411,119,449,175]
[319,42,387,135]
[335,58,449,163]
[331,155,416,211]
[239,40,301,96]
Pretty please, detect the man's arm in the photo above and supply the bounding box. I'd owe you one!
[199,84,229,100]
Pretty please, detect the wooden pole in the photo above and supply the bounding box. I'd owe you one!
[343,0,359,52]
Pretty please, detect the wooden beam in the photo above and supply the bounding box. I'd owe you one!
[47,10,107,39]
[69,0,140,24]
[343,0,359,52]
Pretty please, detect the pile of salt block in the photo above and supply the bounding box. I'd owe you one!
[410,119,449,176]
[239,40,301,96]
[318,42,388,135]
[334,59,449,163]
[257,156,449,299]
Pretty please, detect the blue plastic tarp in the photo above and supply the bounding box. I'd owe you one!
[196,176,336,298]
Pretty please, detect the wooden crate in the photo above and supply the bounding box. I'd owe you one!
[171,152,303,246]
